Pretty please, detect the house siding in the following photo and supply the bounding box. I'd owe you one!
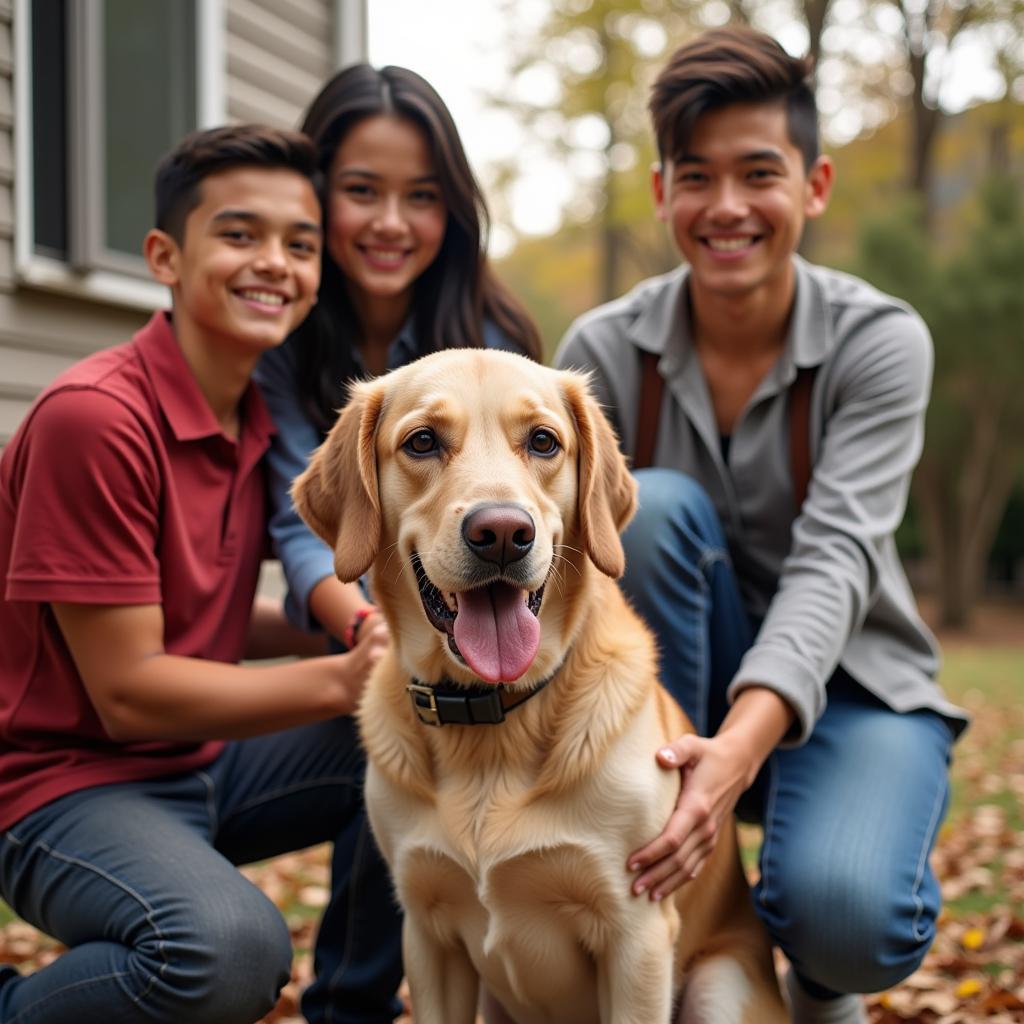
[1,0,343,447]
[226,0,335,129]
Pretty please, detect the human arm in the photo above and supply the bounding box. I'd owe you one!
[52,600,388,742]
[729,306,934,742]
[254,344,378,640]
[245,594,330,660]
[628,305,935,897]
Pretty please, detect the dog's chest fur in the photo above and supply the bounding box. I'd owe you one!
[364,690,684,1023]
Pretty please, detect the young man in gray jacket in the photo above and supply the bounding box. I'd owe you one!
[555,26,966,1024]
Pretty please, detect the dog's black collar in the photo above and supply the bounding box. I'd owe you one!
[406,663,562,728]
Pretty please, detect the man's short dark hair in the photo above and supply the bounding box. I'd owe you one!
[154,124,319,244]
[650,26,819,170]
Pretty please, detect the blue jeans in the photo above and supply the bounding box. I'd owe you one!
[0,716,403,1024]
[621,469,954,995]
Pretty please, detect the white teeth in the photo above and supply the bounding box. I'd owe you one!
[238,289,285,305]
[707,236,754,252]
[366,249,405,265]
[446,593,458,613]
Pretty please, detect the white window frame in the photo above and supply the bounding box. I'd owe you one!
[13,0,225,311]
[335,0,367,69]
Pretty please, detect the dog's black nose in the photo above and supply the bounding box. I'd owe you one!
[462,503,535,568]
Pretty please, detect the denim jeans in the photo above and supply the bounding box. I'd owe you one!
[621,468,954,995]
[0,716,403,1024]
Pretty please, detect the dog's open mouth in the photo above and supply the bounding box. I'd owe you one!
[412,553,544,684]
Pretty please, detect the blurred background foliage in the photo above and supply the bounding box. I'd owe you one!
[483,0,1024,628]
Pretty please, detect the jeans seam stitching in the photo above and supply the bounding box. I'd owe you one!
[8,968,134,1024]
[696,576,709,735]
[757,756,780,908]
[196,769,219,835]
[910,771,947,941]
[9,843,168,1011]
[33,840,170,998]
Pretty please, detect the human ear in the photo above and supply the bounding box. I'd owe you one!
[805,155,835,220]
[144,229,182,287]
[651,162,668,222]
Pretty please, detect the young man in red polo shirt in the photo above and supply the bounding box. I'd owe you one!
[0,126,397,1024]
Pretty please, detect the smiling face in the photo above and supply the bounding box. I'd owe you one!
[653,101,832,306]
[326,114,448,318]
[147,166,322,358]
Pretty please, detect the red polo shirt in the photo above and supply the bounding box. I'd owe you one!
[0,311,275,829]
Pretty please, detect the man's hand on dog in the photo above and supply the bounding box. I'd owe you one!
[627,687,795,900]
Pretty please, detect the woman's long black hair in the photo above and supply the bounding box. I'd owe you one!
[292,64,541,434]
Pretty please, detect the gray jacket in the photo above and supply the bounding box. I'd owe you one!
[555,257,967,745]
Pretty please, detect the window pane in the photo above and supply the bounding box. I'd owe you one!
[103,0,197,258]
[31,0,69,258]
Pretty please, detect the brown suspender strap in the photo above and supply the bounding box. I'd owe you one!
[634,349,663,470]
[635,349,817,511]
[788,366,816,510]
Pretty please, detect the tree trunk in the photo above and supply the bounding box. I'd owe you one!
[915,396,1018,629]
[600,162,620,303]
[803,0,830,65]
[904,10,940,229]
[901,0,973,230]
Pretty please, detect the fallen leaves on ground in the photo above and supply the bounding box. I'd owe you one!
[1,633,1021,1023]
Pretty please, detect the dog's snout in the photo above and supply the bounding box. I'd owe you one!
[462,503,535,568]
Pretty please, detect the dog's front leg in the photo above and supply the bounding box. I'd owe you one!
[403,918,479,1024]
[597,916,675,1024]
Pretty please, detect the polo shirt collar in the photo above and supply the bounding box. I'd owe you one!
[135,311,276,445]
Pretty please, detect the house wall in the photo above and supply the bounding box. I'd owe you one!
[0,0,343,447]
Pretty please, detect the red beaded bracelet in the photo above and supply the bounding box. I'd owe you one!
[343,606,378,649]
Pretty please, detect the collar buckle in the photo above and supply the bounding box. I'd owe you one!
[407,683,441,727]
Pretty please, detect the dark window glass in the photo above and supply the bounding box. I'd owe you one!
[103,0,197,258]
[29,0,197,270]
[31,0,69,258]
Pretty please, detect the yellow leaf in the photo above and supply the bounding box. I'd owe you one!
[956,978,984,998]
[961,926,986,950]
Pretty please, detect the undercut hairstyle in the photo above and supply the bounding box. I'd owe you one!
[290,64,542,434]
[650,26,820,170]
[154,124,319,244]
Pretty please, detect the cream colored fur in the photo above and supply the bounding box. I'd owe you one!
[293,349,786,1024]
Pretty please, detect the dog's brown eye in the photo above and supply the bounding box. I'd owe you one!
[528,429,559,457]
[403,429,439,456]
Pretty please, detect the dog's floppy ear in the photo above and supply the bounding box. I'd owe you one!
[563,373,638,579]
[291,380,385,582]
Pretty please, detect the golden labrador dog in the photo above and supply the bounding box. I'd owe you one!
[293,349,786,1024]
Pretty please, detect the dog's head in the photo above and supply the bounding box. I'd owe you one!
[292,349,636,687]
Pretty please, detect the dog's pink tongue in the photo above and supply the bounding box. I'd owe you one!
[453,582,540,683]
